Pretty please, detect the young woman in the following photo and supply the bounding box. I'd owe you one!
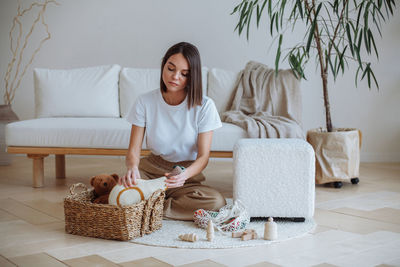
[119,42,226,220]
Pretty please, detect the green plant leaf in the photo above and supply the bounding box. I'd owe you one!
[356,1,364,29]
[364,28,370,54]
[368,29,379,58]
[268,0,272,15]
[385,0,395,15]
[275,34,283,76]
[306,3,322,54]
[361,63,371,88]
[354,45,363,71]
[288,47,307,79]
[355,65,361,86]
[270,12,276,35]
[339,46,348,73]
[306,18,316,53]
[327,51,337,81]
[232,4,239,14]
[279,0,287,27]
[246,2,254,39]
[256,0,268,27]
[297,0,303,19]
[361,63,379,89]
[370,67,379,89]
[238,1,249,35]
[334,54,339,77]
[364,1,371,29]
[333,0,339,14]
[346,24,354,56]
[357,29,363,52]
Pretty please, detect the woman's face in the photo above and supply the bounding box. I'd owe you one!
[162,53,189,93]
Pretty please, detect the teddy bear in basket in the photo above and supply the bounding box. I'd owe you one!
[90,173,119,204]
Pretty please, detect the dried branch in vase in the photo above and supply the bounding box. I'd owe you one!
[3,0,59,106]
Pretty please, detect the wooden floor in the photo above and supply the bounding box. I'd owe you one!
[0,156,399,267]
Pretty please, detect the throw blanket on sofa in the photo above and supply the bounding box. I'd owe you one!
[221,61,305,138]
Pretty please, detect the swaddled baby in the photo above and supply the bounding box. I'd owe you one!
[108,165,184,206]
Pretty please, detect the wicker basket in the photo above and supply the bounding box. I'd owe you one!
[64,183,165,241]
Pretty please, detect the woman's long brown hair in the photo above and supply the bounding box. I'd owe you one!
[160,42,203,109]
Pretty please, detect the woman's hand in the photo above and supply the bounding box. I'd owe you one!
[165,172,188,188]
[119,166,141,188]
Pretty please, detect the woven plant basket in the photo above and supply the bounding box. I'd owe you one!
[64,183,165,241]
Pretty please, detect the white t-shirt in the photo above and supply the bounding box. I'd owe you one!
[126,89,222,162]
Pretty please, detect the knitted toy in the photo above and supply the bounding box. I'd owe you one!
[194,200,250,232]
[90,173,119,204]
[193,209,219,228]
[108,165,184,206]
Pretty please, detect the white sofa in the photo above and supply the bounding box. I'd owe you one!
[6,64,301,187]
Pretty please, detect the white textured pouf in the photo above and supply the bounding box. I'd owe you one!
[233,138,315,219]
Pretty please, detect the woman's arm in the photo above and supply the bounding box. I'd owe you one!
[165,130,213,188]
[119,125,145,187]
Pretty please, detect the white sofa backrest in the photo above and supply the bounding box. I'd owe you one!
[207,68,240,114]
[119,68,160,118]
[34,65,121,118]
[33,64,241,119]
[119,67,209,117]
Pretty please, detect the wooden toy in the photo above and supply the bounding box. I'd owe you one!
[179,233,198,242]
[206,219,214,241]
[264,217,278,240]
[231,229,258,241]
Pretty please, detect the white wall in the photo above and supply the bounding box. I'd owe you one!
[1,0,399,162]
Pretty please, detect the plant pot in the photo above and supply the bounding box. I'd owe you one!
[0,105,19,165]
[307,128,362,184]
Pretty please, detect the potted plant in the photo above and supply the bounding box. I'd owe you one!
[231,0,396,187]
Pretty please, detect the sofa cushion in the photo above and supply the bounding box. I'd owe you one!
[6,119,247,151]
[6,118,131,149]
[119,67,209,117]
[34,65,121,118]
[208,68,240,114]
[212,122,248,150]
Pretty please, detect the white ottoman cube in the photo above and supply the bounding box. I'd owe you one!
[233,138,315,219]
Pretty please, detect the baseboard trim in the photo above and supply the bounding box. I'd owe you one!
[361,152,400,162]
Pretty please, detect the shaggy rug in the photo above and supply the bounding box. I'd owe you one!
[131,217,316,249]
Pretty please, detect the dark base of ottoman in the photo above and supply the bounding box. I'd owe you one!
[250,217,306,223]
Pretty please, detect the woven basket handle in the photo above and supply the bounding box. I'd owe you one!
[69,183,89,196]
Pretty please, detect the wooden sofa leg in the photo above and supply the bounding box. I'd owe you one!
[56,155,66,179]
[27,154,49,188]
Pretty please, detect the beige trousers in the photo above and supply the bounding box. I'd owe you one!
[139,154,226,220]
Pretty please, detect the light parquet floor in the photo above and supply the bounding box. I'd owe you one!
[0,156,399,267]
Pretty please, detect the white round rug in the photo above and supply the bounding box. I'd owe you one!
[131,218,316,249]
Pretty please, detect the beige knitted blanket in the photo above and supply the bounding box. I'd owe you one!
[221,61,304,138]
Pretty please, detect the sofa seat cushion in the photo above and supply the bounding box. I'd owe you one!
[6,118,132,149]
[6,119,247,151]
